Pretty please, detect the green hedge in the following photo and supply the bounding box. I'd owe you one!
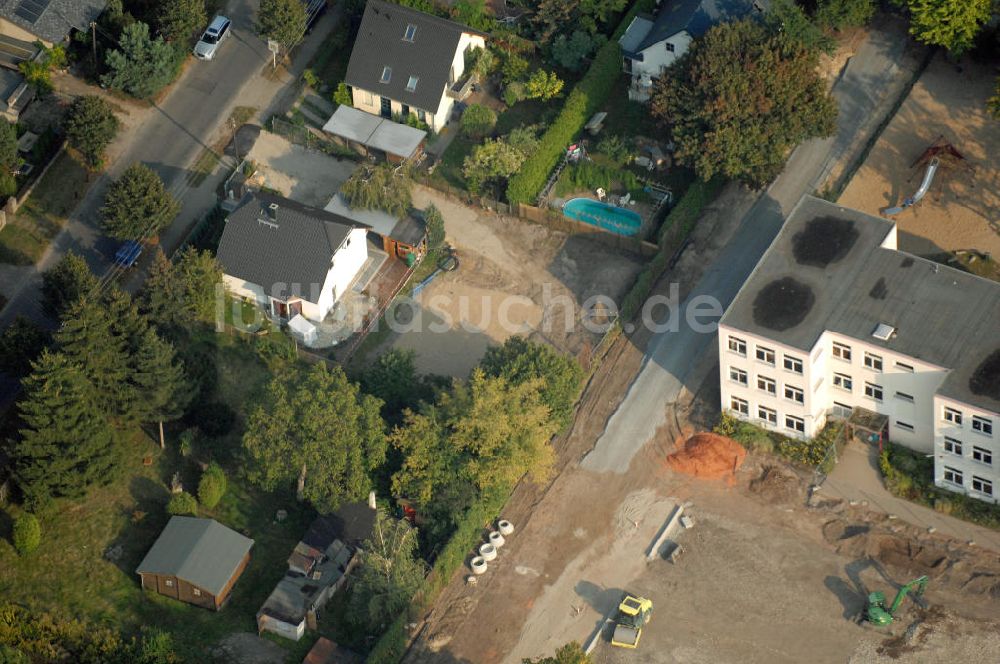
[714,413,842,471]
[366,486,511,664]
[879,442,1000,530]
[505,0,656,204]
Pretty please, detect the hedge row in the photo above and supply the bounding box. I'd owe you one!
[619,176,724,320]
[366,485,510,664]
[714,413,844,471]
[505,0,657,204]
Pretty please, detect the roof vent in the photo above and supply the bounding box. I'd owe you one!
[872,323,895,341]
[259,202,279,229]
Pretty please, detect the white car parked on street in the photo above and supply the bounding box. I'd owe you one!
[194,15,232,61]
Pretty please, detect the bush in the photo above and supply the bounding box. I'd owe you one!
[333,81,352,107]
[166,491,197,516]
[65,95,120,168]
[461,103,497,138]
[502,81,526,106]
[506,0,654,204]
[12,513,41,555]
[197,463,227,509]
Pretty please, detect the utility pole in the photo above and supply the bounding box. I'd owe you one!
[231,118,240,164]
[90,22,97,70]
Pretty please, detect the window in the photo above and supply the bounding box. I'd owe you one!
[833,373,852,391]
[193,588,202,597]
[665,42,675,52]
[729,367,748,385]
[406,75,419,91]
[943,466,963,487]
[832,342,852,361]
[728,336,747,356]
[164,579,174,588]
[758,406,777,424]
[972,446,993,465]
[943,437,962,455]
[785,415,805,433]
[864,352,883,371]
[756,346,775,365]
[943,407,962,425]
[895,420,914,433]
[895,391,914,403]
[972,416,993,436]
[895,361,914,373]
[731,396,749,415]
[417,109,426,121]
[832,402,853,419]
[380,66,392,83]
[972,476,993,496]
[757,376,776,395]
[403,23,417,41]
[784,385,804,404]
[783,355,803,374]
[864,382,883,402]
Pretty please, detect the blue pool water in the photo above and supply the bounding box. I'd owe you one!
[562,198,643,237]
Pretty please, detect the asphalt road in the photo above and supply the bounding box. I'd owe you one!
[582,28,908,473]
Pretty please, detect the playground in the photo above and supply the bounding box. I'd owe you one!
[839,55,1000,260]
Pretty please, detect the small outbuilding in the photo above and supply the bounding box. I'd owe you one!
[324,193,426,260]
[288,313,318,346]
[322,105,426,163]
[136,516,254,611]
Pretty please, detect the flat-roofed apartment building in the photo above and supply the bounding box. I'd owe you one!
[718,195,1000,504]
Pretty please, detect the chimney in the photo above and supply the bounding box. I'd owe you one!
[267,202,279,221]
[368,490,376,510]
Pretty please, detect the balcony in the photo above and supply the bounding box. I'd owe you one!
[446,72,477,100]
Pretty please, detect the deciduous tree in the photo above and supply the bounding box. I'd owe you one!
[815,0,874,31]
[41,252,98,320]
[525,69,564,101]
[360,348,425,416]
[257,0,307,53]
[650,19,836,187]
[423,203,446,254]
[904,0,991,54]
[523,642,591,664]
[101,163,179,240]
[156,0,207,42]
[461,103,497,138]
[243,364,387,513]
[341,164,412,217]
[12,351,120,506]
[552,30,604,72]
[102,22,181,98]
[65,95,120,168]
[463,138,526,194]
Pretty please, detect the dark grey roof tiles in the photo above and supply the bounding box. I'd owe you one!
[0,0,106,44]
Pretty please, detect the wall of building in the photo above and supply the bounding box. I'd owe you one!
[0,18,50,46]
[627,31,692,101]
[318,227,368,319]
[933,395,999,504]
[258,614,306,641]
[139,573,216,610]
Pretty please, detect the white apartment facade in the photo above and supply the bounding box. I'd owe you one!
[718,196,1000,504]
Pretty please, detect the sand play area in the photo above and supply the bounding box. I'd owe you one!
[839,55,1000,258]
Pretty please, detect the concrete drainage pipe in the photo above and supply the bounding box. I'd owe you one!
[498,520,514,536]
[470,556,488,574]
[479,543,497,561]
[489,531,506,548]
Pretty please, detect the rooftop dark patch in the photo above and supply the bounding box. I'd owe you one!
[792,216,860,268]
[869,277,888,300]
[901,256,914,268]
[970,350,1000,402]
[752,277,815,331]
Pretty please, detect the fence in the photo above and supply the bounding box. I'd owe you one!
[0,139,68,228]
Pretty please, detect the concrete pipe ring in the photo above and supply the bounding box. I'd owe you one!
[479,543,497,561]
[489,531,505,548]
[498,520,514,536]
[470,556,488,574]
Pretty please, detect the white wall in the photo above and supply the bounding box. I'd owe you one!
[258,614,306,641]
[933,395,999,504]
[627,32,692,101]
[317,227,369,320]
[223,275,267,308]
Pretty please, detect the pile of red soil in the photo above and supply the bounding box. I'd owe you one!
[665,433,747,480]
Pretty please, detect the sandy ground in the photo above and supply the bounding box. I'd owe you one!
[839,54,1000,258]
[245,131,358,207]
[380,185,644,377]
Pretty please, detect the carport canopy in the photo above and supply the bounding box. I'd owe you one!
[322,106,426,161]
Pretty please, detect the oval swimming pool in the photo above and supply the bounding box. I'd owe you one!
[562,198,642,237]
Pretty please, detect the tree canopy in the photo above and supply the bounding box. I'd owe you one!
[0,317,49,378]
[102,22,181,98]
[523,642,592,664]
[65,95,120,168]
[461,103,497,138]
[257,0,307,52]
[131,326,191,447]
[904,0,991,54]
[41,251,98,320]
[243,364,387,513]
[463,128,538,194]
[341,164,413,217]
[650,19,837,187]
[815,0,875,31]
[101,163,179,240]
[155,0,207,42]
[142,247,222,327]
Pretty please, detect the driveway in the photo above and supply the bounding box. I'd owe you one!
[246,131,357,207]
[582,27,913,473]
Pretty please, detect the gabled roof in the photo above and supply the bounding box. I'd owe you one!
[217,192,369,304]
[324,193,426,247]
[135,517,254,596]
[0,0,107,44]
[629,0,765,53]
[302,502,376,551]
[345,0,483,113]
[721,196,1000,414]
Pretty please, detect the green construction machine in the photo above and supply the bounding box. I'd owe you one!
[865,576,929,626]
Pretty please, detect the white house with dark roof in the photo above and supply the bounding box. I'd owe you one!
[619,0,766,101]
[217,192,370,323]
[345,0,486,132]
[718,196,1000,503]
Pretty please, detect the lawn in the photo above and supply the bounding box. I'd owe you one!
[0,150,90,265]
[0,326,328,660]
